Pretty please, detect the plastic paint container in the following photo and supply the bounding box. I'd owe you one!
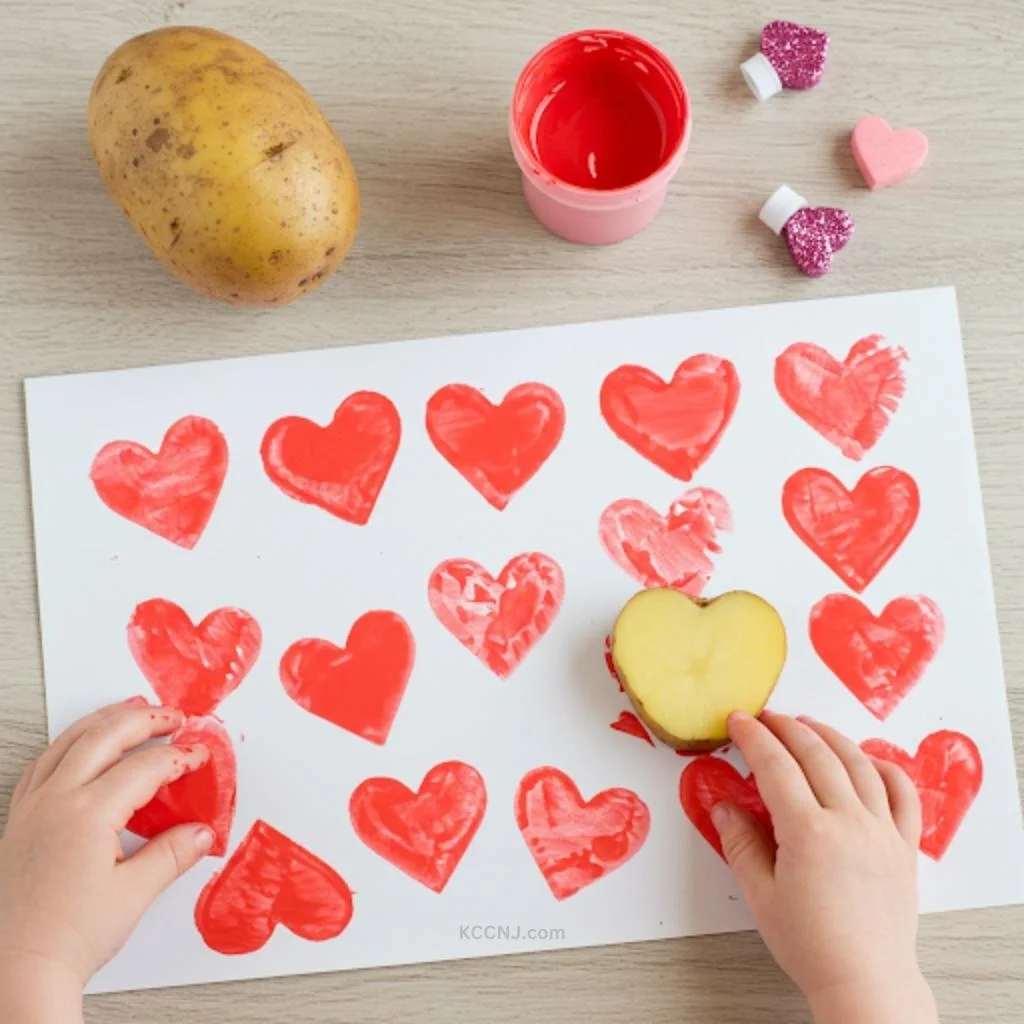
[509,30,690,245]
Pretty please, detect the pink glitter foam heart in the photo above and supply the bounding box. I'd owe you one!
[761,21,829,90]
[783,207,853,277]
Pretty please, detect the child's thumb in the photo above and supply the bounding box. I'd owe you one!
[124,824,214,906]
[710,802,773,898]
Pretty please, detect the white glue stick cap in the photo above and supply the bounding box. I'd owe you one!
[741,51,784,101]
[759,186,809,235]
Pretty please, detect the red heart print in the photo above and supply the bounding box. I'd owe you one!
[426,382,565,510]
[760,20,829,90]
[775,336,908,460]
[609,711,654,747]
[783,207,854,278]
[810,594,944,720]
[261,391,400,526]
[599,487,732,594]
[428,553,564,678]
[280,610,414,745]
[861,731,983,860]
[127,599,261,717]
[349,761,487,893]
[679,757,775,861]
[515,766,650,901]
[195,820,353,955]
[90,416,227,549]
[600,355,740,481]
[127,716,237,856]
[782,467,920,592]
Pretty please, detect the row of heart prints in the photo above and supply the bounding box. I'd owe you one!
[88,334,982,956]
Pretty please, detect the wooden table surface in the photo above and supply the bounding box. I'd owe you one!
[2,0,1022,1020]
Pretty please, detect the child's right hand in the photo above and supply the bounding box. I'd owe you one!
[714,711,939,1024]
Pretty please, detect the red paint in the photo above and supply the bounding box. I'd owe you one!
[261,392,400,526]
[280,611,414,745]
[195,820,353,955]
[426,382,565,510]
[90,416,227,549]
[127,717,236,856]
[775,336,908,460]
[604,634,624,692]
[349,761,486,893]
[861,731,983,860]
[428,553,564,677]
[810,594,944,720]
[679,757,775,860]
[513,31,688,191]
[515,766,649,900]
[599,487,731,593]
[782,466,920,592]
[127,599,261,717]
[600,355,739,481]
[609,711,654,746]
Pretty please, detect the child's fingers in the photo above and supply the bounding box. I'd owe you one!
[91,743,209,824]
[29,700,136,790]
[872,758,923,847]
[759,711,860,810]
[11,761,37,807]
[726,712,819,825]
[796,716,890,817]
[49,705,184,790]
[711,801,775,908]
[121,822,214,914]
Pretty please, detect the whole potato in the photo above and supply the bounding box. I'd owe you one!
[88,27,360,307]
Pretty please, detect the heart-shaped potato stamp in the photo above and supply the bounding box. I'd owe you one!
[610,589,786,751]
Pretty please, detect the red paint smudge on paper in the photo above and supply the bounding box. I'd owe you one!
[680,757,775,860]
[515,766,650,900]
[90,416,227,549]
[261,391,400,526]
[599,488,732,593]
[349,761,486,892]
[195,820,353,955]
[861,731,983,860]
[604,634,624,692]
[810,594,944,719]
[127,599,261,717]
[127,717,236,856]
[610,711,654,746]
[782,466,919,592]
[428,553,564,677]
[600,354,739,481]
[280,611,414,745]
[426,382,565,509]
[775,336,907,460]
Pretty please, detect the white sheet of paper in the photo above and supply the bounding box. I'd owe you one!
[24,286,1024,993]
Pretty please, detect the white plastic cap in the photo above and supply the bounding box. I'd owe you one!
[759,186,809,235]
[741,52,784,102]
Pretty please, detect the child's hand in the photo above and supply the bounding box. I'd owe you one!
[0,700,211,1014]
[714,711,938,1024]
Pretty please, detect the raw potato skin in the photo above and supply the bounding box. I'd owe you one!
[88,27,360,307]
[611,592,784,752]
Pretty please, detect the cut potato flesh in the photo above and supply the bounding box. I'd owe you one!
[611,588,786,751]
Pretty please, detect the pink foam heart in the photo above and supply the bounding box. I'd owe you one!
[761,20,829,90]
[852,116,929,190]
[783,207,854,278]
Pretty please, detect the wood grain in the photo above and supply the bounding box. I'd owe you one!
[1,0,1022,1020]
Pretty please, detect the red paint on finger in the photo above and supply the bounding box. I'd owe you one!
[426,382,565,509]
[810,594,944,719]
[195,820,353,954]
[350,761,487,892]
[261,392,400,526]
[600,355,739,480]
[128,717,236,856]
[515,766,649,900]
[679,756,775,860]
[782,466,919,591]
[861,731,983,859]
[90,416,228,549]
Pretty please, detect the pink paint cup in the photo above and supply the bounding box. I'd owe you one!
[509,30,691,245]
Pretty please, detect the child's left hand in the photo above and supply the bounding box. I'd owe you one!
[0,700,211,1010]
